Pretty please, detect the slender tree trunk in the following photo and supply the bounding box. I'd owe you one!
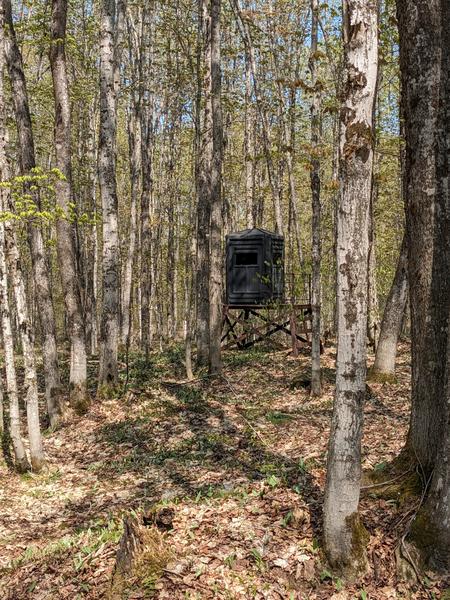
[140,11,154,357]
[2,0,63,425]
[310,0,321,396]
[5,218,45,471]
[0,59,29,469]
[367,178,380,350]
[0,223,29,472]
[230,0,283,234]
[208,0,223,374]
[371,234,408,377]
[196,0,212,366]
[85,106,99,356]
[397,0,447,472]
[244,41,253,229]
[0,45,43,469]
[98,0,120,390]
[121,99,141,347]
[50,0,88,411]
[324,0,378,575]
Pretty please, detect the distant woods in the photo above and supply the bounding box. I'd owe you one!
[0,0,448,578]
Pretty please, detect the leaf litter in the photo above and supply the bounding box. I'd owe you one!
[0,343,445,598]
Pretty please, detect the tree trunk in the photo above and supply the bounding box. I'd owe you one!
[84,104,99,356]
[230,0,282,234]
[140,11,154,357]
[121,98,141,347]
[5,218,45,471]
[244,26,254,229]
[397,0,447,472]
[98,0,120,390]
[371,234,408,377]
[0,223,29,472]
[208,0,223,375]
[310,0,322,397]
[404,0,450,572]
[2,0,63,426]
[0,111,29,470]
[50,0,88,412]
[196,0,212,366]
[323,0,378,576]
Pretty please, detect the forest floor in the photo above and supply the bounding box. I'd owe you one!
[0,341,447,599]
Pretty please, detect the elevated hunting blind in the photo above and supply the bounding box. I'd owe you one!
[225,228,284,306]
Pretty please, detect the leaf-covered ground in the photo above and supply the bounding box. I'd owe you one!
[0,343,446,599]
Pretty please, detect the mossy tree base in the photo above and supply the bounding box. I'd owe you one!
[407,508,450,575]
[326,513,369,581]
[367,367,398,384]
[97,383,120,401]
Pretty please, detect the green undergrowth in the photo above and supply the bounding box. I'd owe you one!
[2,518,123,575]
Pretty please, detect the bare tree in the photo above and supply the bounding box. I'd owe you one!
[370,233,408,378]
[398,0,450,573]
[323,0,378,575]
[310,0,322,396]
[208,0,223,375]
[397,0,447,472]
[0,65,29,469]
[196,0,212,366]
[2,0,63,426]
[50,0,88,411]
[98,0,121,390]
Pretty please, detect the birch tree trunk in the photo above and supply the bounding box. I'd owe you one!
[5,218,45,471]
[323,0,378,575]
[208,0,223,374]
[310,0,322,397]
[50,0,88,412]
[397,0,447,472]
[98,0,120,390]
[0,80,29,469]
[0,222,29,472]
[2,0,63,426]
[371,233,408,378]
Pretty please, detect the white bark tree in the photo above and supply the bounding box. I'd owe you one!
[323,0,378,576]
[50,0,88,412]
[98,0,121,390]
[2,0,63,426]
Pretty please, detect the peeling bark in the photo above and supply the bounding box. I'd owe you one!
[324,0,378,575]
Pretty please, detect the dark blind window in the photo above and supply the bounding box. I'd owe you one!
[235,252,258,266]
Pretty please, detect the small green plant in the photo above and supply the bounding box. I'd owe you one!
[334,578,344,592]
[319,568,332,582]
[281,511,293,527]
[266,474,280,488]
[224,552,237,568]
[297,457,309,474]
[265,410,293,425]
[250,548,266,571]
